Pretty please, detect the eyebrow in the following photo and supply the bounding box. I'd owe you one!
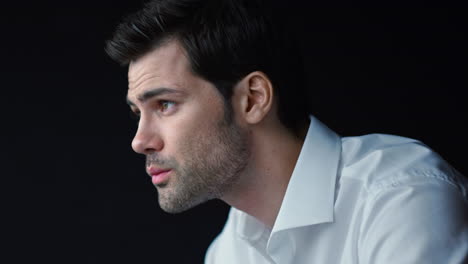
[126,87,182,107]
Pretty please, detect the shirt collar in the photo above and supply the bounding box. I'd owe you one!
[271,115,342,234]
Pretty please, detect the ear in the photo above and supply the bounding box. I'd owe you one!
[234,71,274,125]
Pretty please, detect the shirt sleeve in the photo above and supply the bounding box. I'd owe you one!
[359,177,468,264]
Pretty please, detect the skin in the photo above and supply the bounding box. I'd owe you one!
[127,40,305,227]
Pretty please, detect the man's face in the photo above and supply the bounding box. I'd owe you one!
[127,41,249,213]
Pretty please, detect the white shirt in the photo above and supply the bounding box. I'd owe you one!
[205,116,468,264]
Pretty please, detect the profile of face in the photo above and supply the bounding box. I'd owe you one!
[127,40,250,213]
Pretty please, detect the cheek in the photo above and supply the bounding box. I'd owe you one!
[177,104,225,139]
[162,114,216,156]
[162,89,227,154]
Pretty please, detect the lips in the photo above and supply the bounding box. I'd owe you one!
[148,167,172,185]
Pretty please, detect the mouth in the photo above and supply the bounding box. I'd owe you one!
[148,167,172,185]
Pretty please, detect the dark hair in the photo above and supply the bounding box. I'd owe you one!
[106,0,309,136]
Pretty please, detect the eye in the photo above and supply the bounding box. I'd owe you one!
[158,100,176,113]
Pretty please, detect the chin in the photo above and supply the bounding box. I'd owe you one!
[158,195,209,214]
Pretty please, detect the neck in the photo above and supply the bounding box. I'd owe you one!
[222,121,307,228]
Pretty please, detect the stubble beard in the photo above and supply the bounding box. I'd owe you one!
[147,115,250,213]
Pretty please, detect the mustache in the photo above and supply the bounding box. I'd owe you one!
[146,154,170,167]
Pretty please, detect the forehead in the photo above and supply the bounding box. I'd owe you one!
[127,41,191,95]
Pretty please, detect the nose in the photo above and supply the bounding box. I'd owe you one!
[131,121,164,155]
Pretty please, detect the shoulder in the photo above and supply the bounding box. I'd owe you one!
[340,134,468,263]
[340,133,467,197]
[357,172,468,263]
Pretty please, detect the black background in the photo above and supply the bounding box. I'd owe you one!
[3,1,467,263]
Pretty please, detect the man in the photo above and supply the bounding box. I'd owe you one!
[105,0,468,263]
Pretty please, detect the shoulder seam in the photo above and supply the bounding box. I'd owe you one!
[366,168,466,201]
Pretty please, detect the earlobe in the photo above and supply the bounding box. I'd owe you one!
[241,71,274,125]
